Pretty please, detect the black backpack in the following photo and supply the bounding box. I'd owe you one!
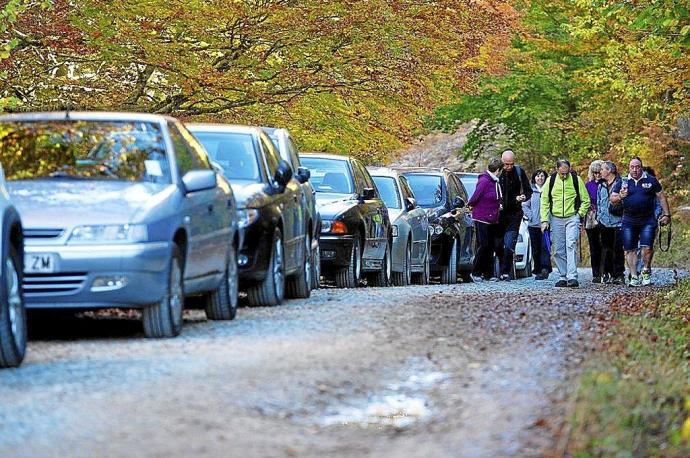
[547,171,581,215]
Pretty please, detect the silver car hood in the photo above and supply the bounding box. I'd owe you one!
[7,180,173,228]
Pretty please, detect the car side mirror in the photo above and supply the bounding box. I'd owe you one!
[405,197,416,211]
[210,161,224,175]
[361,187,376,200]
[274,160,293,189]
[182,170,217,193]
[296,166,311,184]
[452,196,466,209]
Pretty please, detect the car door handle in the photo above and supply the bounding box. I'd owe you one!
[207,204,214,213]
[293,195,299,203]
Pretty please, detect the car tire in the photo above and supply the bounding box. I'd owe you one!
[310,242,321,290]
[412,239,430,285]
[440,238,458,284]
[392,240,411,287]
[143,245,184,338]
[247,228,285,306]
[205,243,239,320]
[0,244,25,368]
[335,237,361,288]
[286,232,311,299]
[368,240,391,287]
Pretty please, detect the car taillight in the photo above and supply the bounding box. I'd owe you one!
[331,220,348,234]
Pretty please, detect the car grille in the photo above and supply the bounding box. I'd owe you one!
[24,228,65,239]
[23,272,88,296]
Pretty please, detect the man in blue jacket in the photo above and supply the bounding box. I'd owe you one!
[610,157,671,286]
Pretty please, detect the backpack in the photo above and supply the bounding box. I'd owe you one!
[513,165,527,197]
[548,171,581,215]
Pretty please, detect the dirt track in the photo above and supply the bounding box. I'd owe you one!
[0,269,677,457]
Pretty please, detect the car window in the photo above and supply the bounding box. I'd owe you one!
[168,122,208,176]
[176,124,213,171]
[287,137,301,169]
[456,176,469,200]
[459,174,479,197]
[403,174,444,208]
[356,161,377,191]
[300,157,354,194]
[260,135,280,180]
[446,173,460,200]
[0,120,172,184]
[372,176,401,209]
[191,131,261,182]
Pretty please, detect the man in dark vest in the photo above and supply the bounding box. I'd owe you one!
[497,149,532,280]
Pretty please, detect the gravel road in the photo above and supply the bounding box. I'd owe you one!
[0,269,678,457]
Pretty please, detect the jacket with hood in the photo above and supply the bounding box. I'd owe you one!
[468,171,502,224]
[522,184,543,228]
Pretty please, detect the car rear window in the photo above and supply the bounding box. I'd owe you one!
[191,132,261,182]
[372,176,401,209]
[0,120,171,183]
[300,157,354,194]
[403,174,444,208]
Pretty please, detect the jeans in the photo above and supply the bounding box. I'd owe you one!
[585,226,603,278]
[600,226,624,278]
[473,221,502,279]
[621,216,657,251]
[498,211,522,276]
[528,226,552,274]
[550,214,581,281]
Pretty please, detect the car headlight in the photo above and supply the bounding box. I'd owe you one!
[391,225,399,237]
[238,209,260,229]
[321,221,332,233]
[434,225,443,235]
[68,224,148,244]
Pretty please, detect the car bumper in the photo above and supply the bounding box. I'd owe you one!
[237,221,272,282]
[23,242,171,309]
[319,235,354,269]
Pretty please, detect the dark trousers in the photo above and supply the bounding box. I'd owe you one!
[585,226,604,278]
[528,226,552,274]
[600,226,625,278]
[497,211,522,275]
[473,221,502,279]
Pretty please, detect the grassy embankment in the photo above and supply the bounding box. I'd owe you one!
[568,278,690,456]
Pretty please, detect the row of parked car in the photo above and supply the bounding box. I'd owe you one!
[0,111,533,368]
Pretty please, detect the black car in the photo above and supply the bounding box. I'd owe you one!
[188,124,311,305]
[300,154,391,288]
[398,168,475,283]
[263,127,321,290]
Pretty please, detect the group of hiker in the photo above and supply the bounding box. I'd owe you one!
[466,151,672,287]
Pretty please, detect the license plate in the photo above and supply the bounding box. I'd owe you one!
[24,253,58,274]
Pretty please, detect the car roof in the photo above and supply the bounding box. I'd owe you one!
[185,123,262,136]
[0,111,176,124]
[395,166,449,176]
[300,152,351,162]
[367,166,400,179]
[456,171,480,177]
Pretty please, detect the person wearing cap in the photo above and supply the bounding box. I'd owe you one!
[497,149,532,281]
[540,159,591,287]
[610,157,671,286]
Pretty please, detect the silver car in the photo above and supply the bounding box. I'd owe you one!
[0,112,241,338]
[368,167,430,285]
[0,163,25,367]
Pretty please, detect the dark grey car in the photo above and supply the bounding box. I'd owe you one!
[0,112,241,338]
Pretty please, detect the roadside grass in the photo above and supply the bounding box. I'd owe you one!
[568,280,690,457]
[654,214,690,270]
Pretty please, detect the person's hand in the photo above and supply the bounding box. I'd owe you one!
[619,187,628,198]
[659,215,671,226]
[516,194,526,202]
[541,222,549,232]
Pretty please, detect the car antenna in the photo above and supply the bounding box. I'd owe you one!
[64,109,71,121]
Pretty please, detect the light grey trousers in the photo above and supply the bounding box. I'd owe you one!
[550,214,581,281]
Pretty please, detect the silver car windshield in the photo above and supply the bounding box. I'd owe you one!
[192,132,261,183]
[301,157,354,194]
[0,120,171,183]
[372,176,401,209]
[404,174,443,208]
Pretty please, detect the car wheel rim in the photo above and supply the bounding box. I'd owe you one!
[313,245,321,285]
[170,260,183,329]
[273,237,284,294]
[304,235,311,287]
[385,246,392,281]
[6,258,24,348]
[353,241,361,280]
[227,250,238,305]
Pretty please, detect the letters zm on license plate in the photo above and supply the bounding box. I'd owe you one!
[25,254,57,273]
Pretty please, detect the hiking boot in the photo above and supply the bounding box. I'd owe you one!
[555,279,568,287]
[535,273,548,280]
[592,276,602,284]
[629,276,642,287]
[500,274,511,281]
[641,269,652,286]
[567,279,580,288]
[470,274,484,283]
